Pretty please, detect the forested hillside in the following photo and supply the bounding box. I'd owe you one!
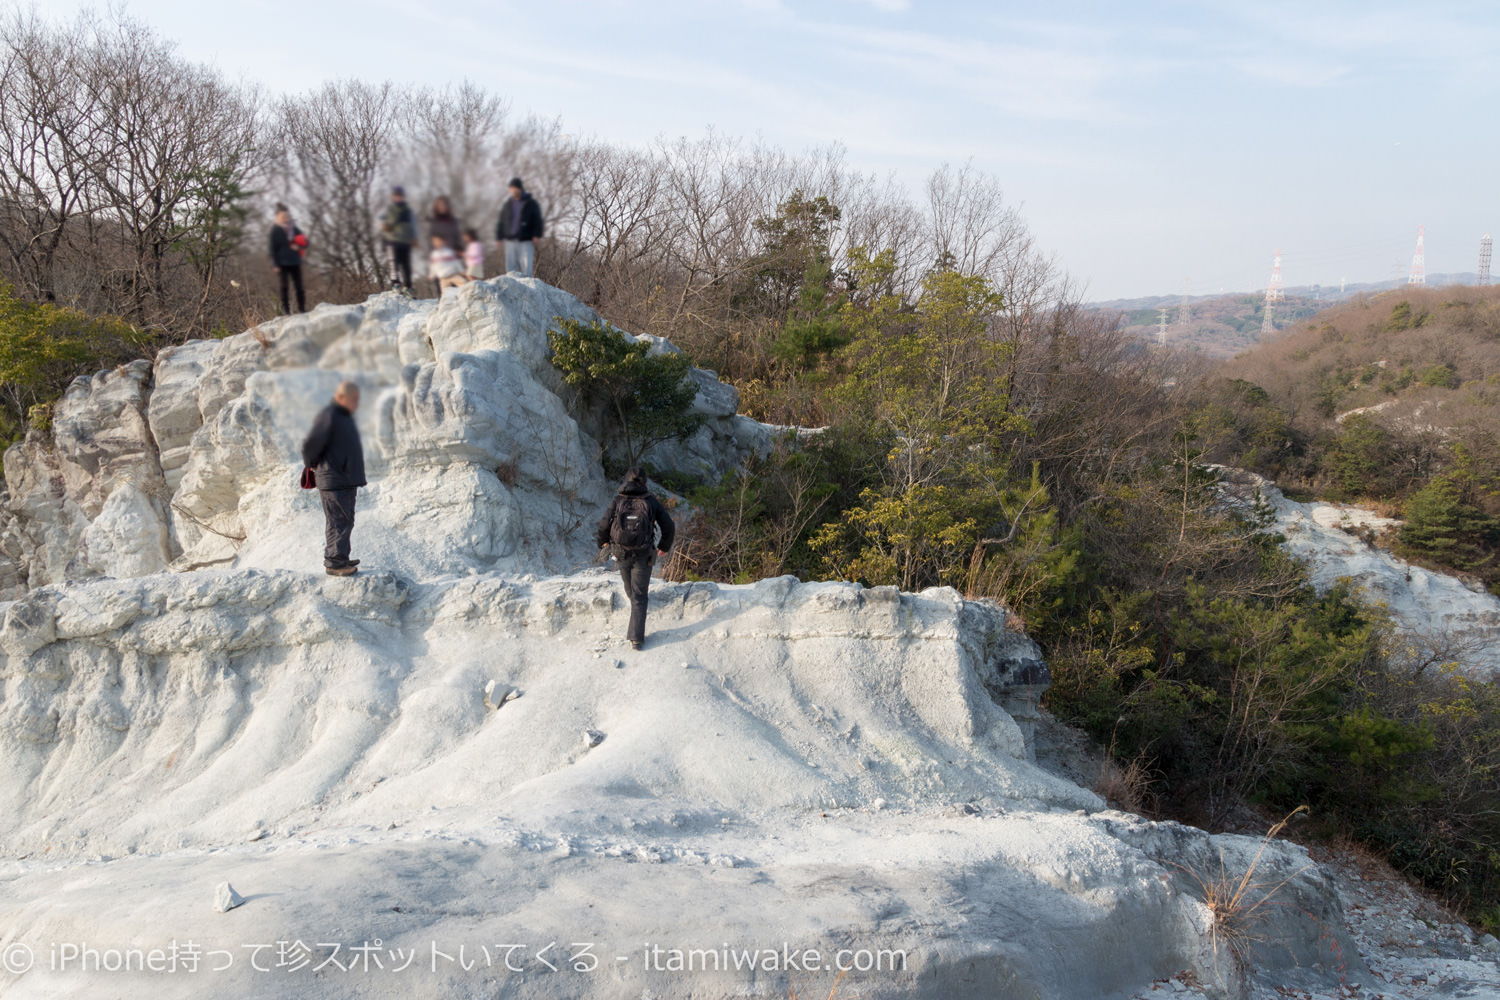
[1209,286,1500,590]
[1105,292,1325,358]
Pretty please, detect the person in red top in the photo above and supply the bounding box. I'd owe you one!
[269,203,306,314]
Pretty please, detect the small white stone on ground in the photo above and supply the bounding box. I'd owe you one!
[213,881,244,913]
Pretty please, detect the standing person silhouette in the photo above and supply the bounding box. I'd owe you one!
[425,195,462,295]
[494,177,543,278]
[462,227,485,280]
[269,204,306,314]
[380,186,416,291]
[301,381,367,576]
[596,468,675,650]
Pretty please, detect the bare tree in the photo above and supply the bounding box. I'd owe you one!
[399,81,510,227]
[0,10,258,332]
[76,13,259,327]
[269,80,401,293]
[552,140,668,316]
[926,162,1028,281]
[0,10,92,303]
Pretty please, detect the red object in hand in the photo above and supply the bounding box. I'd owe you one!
[292,233,308,248]
[300,467,316,489]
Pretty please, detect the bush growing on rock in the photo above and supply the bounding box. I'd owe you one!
[0,283,148,441]
[547,317,703,473]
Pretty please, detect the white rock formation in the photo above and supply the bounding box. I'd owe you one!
[0,569,1359,998]
[1225,469,1500,676]
[0,278,1369,998]
[0,277,772,593]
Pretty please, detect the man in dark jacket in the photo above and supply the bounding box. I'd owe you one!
[269,204,306,314]
[301,381,367,576]
[494,177,543,278]
[596,468,675,650]
[380,186,416,290]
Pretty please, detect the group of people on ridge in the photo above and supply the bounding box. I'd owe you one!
[270,178,545,315]
[300,386,674,650]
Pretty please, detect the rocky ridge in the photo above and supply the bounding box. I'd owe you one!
[0,277,1374,998]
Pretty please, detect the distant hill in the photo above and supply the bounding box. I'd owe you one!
[1092,274,1493,358]
[1222,284,1500,431]
[1199,283,1500,592]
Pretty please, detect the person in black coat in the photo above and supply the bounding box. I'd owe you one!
[301,381,367,576]
[596,468,675,649]
[494,177,544,278]
[269,204,306,314]
[380,186,416,290]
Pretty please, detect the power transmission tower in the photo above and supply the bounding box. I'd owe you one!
[1156,307,1170,346]
[1261,249,1283,336]
[1177,281,1190,329]
[1480,233,1493,285]
[1408,225,1426,286]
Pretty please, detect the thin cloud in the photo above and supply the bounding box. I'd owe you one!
[806,22,1131,123]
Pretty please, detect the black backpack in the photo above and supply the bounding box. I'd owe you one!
[610,495,653,551]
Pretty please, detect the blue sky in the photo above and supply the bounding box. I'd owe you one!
[46,0,1500,299]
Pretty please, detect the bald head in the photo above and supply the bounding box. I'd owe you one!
[334,381,361,413]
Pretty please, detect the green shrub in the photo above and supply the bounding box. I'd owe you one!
[1419,363,1460,389]
[0,283,149,442]
[1324,414,1396,499]
[548,317,703,473]
[1397,472,1499,581]
[1385,299,1428,331]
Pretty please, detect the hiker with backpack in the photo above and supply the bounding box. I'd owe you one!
[596,467,675,650]
[301,381,367,577]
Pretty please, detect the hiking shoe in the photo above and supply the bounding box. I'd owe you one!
[348,559,360,567]
[326,565,358,577]
[631,640,643,651]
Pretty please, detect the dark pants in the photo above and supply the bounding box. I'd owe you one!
[618,548,655,644]
[278,264,305,314]
[389,242,412,288]
[321,488,357,568]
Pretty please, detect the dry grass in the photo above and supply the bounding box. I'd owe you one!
[1093,752,1155,814]
[1320,832,1405,884]
[1174,806,1313,971]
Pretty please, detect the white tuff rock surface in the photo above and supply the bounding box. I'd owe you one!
[0,278,1383,998]
[1227,470,1500,677]
[0,277,769,593]
[0,568,1359,998]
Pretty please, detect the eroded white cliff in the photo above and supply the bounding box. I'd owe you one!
[0,277,767,592]
[0,279,1366,999]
